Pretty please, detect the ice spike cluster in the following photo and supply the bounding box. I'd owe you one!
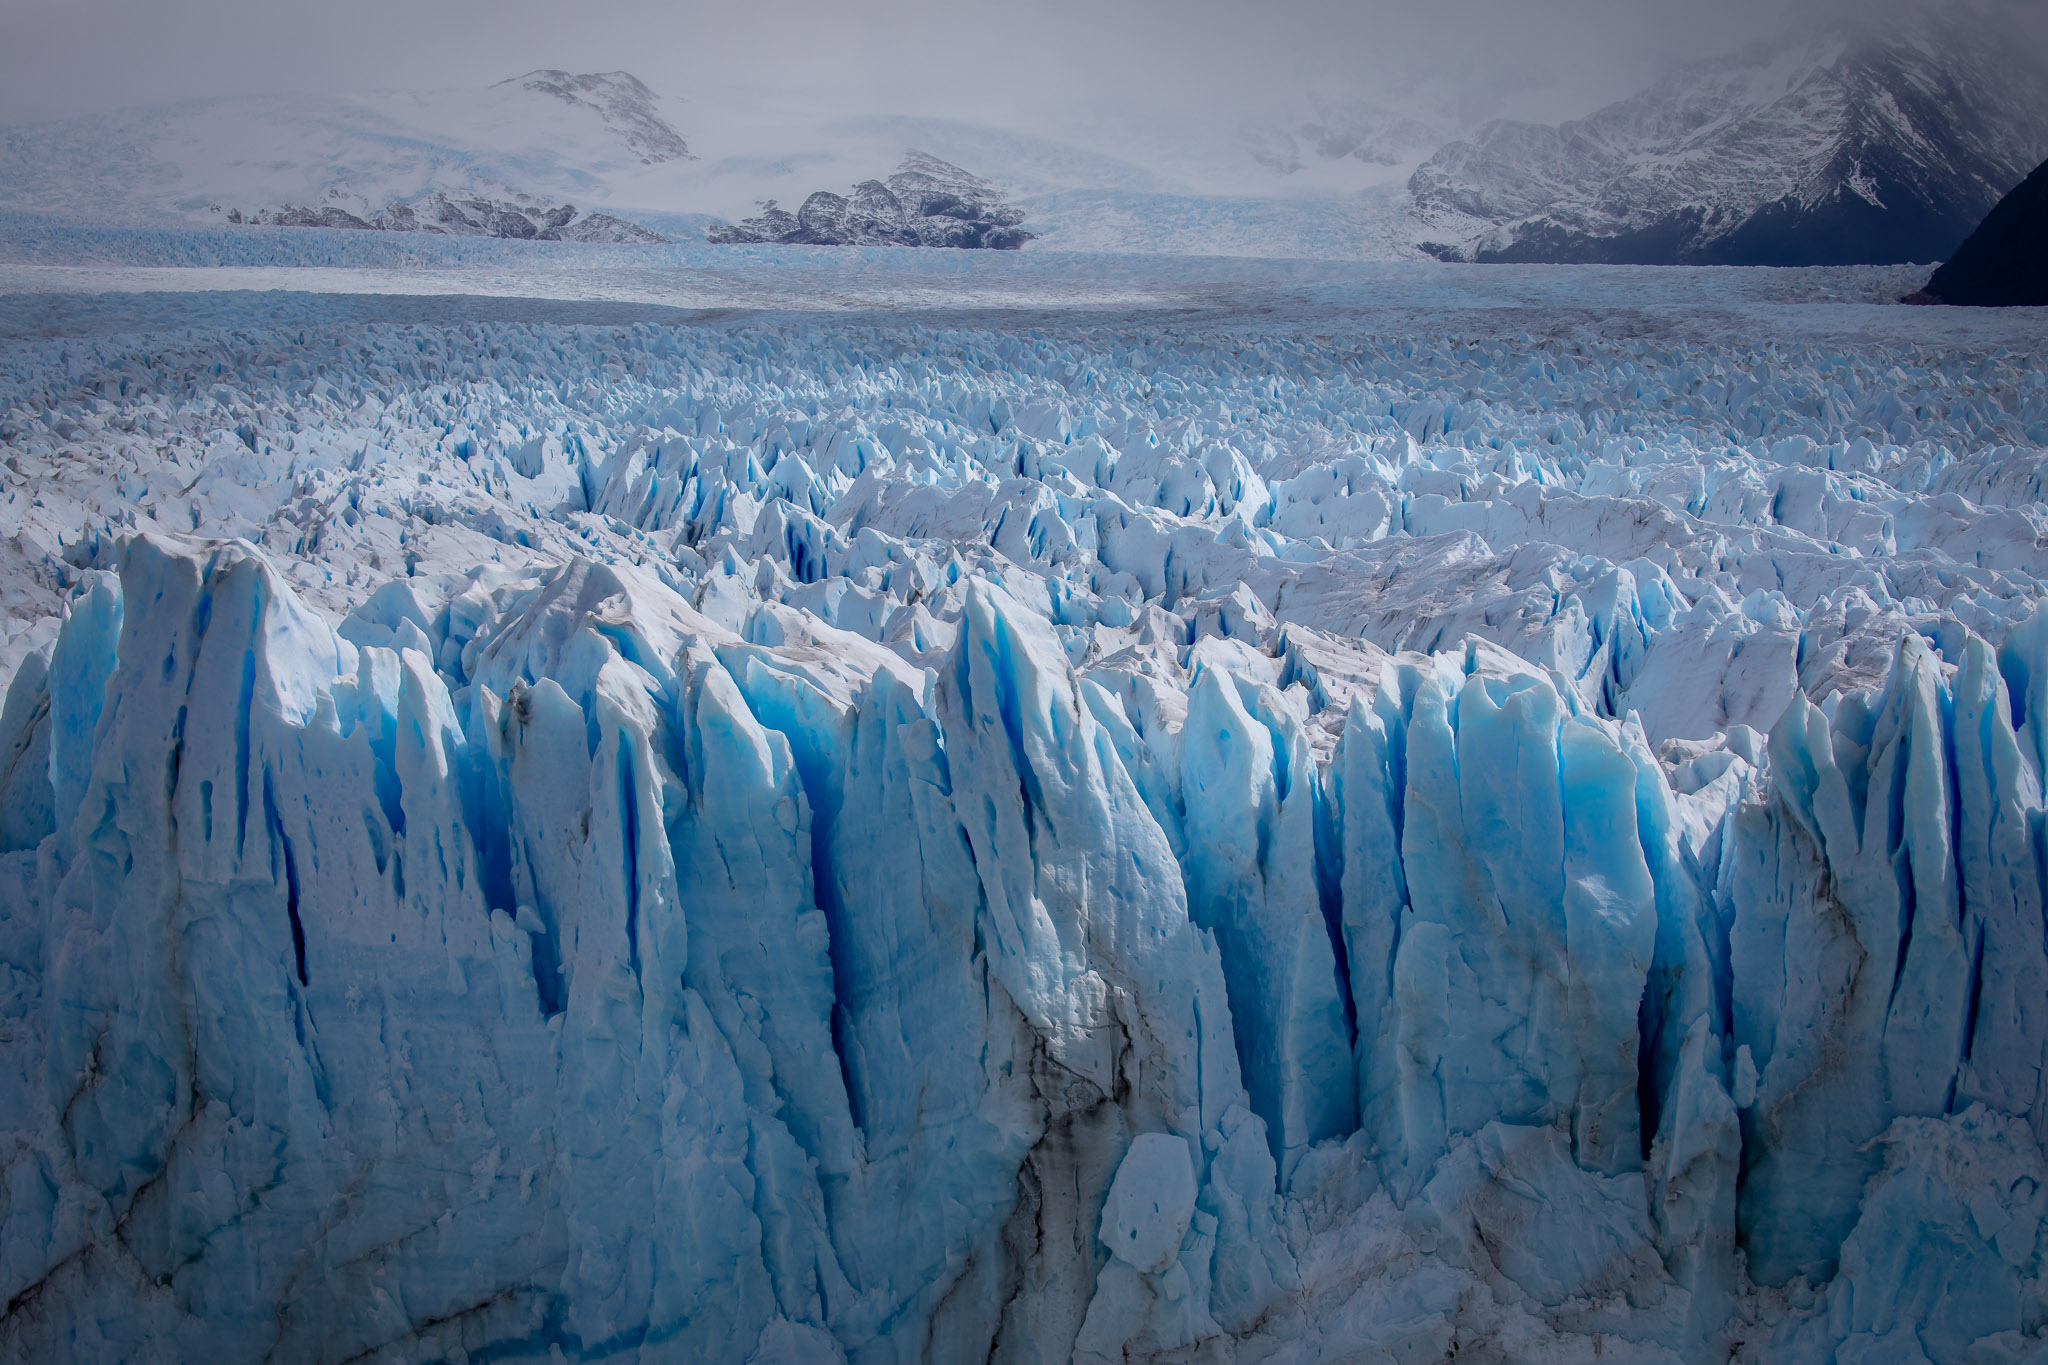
[3,303,2048,1362]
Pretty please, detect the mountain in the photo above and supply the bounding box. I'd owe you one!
[706,151,1033,248]
[0,70,698,233]
[7,36,2044,267]
[499,69,692,164]
[1409,29,2048,265]
[1910,154,2048,305]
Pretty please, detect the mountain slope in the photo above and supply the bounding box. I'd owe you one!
[498,69,692,164]
[1913,154,2048,305]
[1410,30,2048,265]
[0,71,697,229]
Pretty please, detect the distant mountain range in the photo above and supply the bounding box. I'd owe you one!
[0,31,2043,265]
[0,68,698,241]
[1408,28,2048,265]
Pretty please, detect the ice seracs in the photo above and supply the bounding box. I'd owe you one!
[2,284,2048,1361]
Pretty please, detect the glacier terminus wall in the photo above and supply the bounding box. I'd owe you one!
[1,275,2047,1362]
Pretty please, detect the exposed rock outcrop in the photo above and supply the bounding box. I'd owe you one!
[709,152,1034,249]
[231,192,667,243]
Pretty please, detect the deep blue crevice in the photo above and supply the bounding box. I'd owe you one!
[233,647,255,857]
[1956,923,1987,1079]
[264,770,308,987]
[618,730,642,983]
[519,849,566,1017]
[1313,779,1357,1048]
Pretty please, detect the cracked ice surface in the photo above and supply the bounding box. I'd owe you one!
[0,265,2047,1363]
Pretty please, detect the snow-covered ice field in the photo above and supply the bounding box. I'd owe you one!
[2,245,2048,1363]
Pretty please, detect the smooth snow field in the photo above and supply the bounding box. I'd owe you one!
[2,250,2047,1364]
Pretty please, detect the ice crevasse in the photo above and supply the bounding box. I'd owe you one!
[0,532,2046,1363]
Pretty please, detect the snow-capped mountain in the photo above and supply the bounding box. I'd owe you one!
[0,70,698,232]
[1410,28,2048,265]
[502,69,692,164]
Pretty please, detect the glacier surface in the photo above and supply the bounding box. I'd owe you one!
[1,264,2047,1362]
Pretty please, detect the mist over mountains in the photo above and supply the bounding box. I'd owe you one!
[1,4,2043,266]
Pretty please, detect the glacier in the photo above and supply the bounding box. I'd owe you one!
[1,265,2047,1362]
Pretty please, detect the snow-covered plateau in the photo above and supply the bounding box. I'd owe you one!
[1,255,2048,1363]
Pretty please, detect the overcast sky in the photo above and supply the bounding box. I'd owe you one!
[1,0,2038,131]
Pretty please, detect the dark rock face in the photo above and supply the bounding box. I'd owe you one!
[709,152,1034,249]
[240,205,377,231]
[496,69,693,164]
[234,193,667,243]
[1910,156,2048,306]
[1412,29,2048,266]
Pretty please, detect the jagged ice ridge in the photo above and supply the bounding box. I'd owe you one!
[2,298,2048,1361]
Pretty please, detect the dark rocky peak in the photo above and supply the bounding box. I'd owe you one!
[497,69,693,164]
[1909,155,2048,306]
